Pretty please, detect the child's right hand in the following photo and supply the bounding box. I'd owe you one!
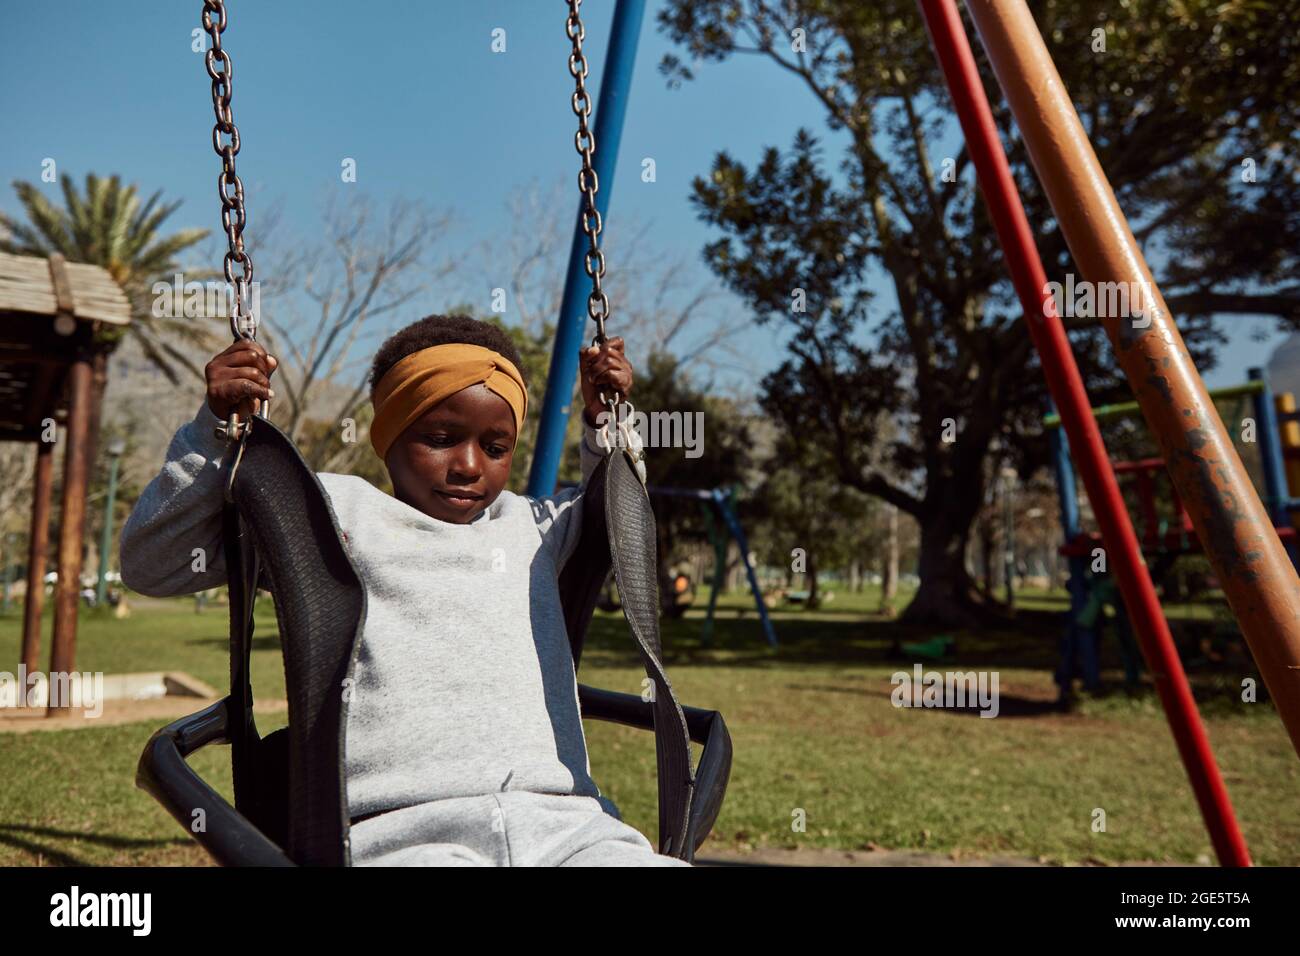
[205,339,278,420]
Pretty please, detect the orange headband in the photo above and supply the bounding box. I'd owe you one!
[370,343,528,460]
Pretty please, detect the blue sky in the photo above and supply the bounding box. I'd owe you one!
[0,0,1284,396]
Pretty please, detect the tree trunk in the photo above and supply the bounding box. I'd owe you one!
[902,503,1003,628]
[806,551,819,609]
[879,504,898,615]
[85,349,110,479]
[977,519,996,600]
[80,348,111,583]
[849,558,861,593]
[726,540,742,593]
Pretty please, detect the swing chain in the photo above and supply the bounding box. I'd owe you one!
[566,0,624,428]
[201,0,256,342]
[202,1,262,461]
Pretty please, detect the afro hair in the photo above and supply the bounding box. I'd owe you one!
[369,314,527,397]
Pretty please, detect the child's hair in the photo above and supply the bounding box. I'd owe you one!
[369,314,527,397]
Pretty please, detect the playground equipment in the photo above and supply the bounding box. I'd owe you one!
[649,484,778,648]
[137,0,731,865]
[125,0,1296,869]
[0,252,130,710]
[914,0,1300,866]
[1049,370,1300,695]
[566,480,779,646]
[527,1,646,497]
[521,0,1300,865]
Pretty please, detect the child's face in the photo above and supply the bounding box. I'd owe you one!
[383,383,517,524]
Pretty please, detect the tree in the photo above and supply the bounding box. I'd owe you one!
[253,195,452,479]
[602,349,759,592]
[751,432,877,608]
[0,173,212,489]
[658,0,1300,625]
[471,182,757,493]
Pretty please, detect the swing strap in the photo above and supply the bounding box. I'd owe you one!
[222,419,364,867]
[602,448,696,857]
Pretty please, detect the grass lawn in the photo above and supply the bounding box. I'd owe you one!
[1,587,1297,866]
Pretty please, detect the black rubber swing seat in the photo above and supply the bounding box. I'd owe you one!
[135,416,732,865]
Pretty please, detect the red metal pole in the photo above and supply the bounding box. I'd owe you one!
[916,0,1251,866]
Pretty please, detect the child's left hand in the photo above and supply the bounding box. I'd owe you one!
[579,336,634,426]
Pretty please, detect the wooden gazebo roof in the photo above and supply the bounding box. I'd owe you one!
[0,252,130,442]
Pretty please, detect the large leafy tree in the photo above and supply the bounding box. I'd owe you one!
[659,0,1300,625]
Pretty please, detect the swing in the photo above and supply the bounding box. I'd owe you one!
[136,0,732,865]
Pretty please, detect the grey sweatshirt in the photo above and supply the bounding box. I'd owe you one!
[120,401,611,819]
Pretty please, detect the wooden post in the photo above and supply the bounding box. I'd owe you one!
[48,356,92,712]
[964,0,1300,759]
[21,439,54,675]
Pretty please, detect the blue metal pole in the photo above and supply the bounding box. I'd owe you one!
[527,0,647,497]
[713,488,778,648]
[1248,367,1299,569]
[1048,403,1098,692]
[1249,368,1289,524]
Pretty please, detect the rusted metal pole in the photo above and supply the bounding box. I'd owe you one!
[918,0,1250,868]
[964,0,1300,756]
[49,356,92,712]
[21,439,54,675]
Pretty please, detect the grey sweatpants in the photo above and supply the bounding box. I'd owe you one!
[349,792,691,867]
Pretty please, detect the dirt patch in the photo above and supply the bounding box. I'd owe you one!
[0,696,287,734]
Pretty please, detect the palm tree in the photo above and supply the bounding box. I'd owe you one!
[1,173,214,382]
[0,173,214,466]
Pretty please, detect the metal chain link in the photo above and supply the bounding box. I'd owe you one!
[201,0,256,341]
[566,0,611,350]
[566,0,630,432]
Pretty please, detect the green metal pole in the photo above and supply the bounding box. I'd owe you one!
[1042,379,1266,429]
[96,453,121,606]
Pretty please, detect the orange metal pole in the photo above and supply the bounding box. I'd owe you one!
[964,0,1300,756]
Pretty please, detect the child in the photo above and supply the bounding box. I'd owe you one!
[120,314,690,867]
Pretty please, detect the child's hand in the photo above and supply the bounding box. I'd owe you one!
[206,339,278,420]
[579,336,633,426]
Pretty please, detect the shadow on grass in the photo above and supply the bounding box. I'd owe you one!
[188,633,283,653]
[0,823,195,867]
[583,605,1271,718]
[782,683,1066,717]
[583,607,1069,671]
